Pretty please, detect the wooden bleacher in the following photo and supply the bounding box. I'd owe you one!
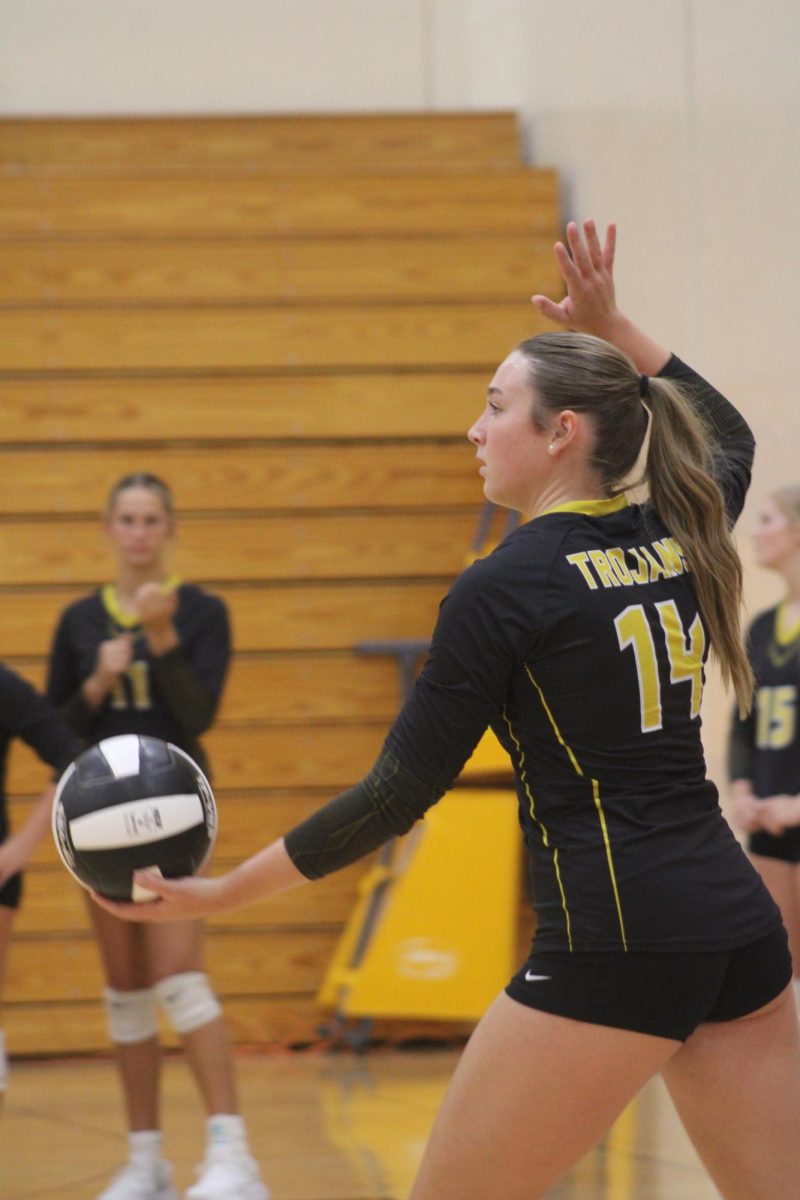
[0,112,556,1055]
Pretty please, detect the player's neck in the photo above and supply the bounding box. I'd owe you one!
[527,478,606,520]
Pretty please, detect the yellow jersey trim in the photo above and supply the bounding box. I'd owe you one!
[525,665,628,951]
[502,705,573,951]
[591,778,628,950]
[101,575,181,628]
[775,601,800,646]
[539,495,629,519]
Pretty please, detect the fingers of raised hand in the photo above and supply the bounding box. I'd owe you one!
[553,236,580,283]
[565,221,595,274]
[601,221,617,270]
[582,219,606,269]
[531,294,571,325]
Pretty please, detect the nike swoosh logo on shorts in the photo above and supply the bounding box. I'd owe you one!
[524,972,551,982]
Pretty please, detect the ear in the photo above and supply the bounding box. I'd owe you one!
[548,410,582,455]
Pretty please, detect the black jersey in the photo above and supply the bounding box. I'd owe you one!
[0,663,81,838]
[378,355,780,953]
[728,604,800,799]
[46,582,231,777]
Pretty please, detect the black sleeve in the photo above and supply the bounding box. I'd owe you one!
[384,550,532,788]
[0,664,82,772]
[46,610,97,739]
[284,550,535,880]
[284,744,445,880]
[727,701,756,783]
[659,354,755,526]
[151,596,231,738]
[727,617,758,782]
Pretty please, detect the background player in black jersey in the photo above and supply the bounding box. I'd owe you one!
[729,485,800,1008]
[93,226,800,1200]
[0,665,80,1105]
[47,474,266,1200]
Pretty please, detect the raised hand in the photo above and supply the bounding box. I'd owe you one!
[532,219,619,340]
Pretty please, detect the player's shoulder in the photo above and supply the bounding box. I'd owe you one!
[747,605,779,639]
[0,659,29,692]
[176,583,229,619]
[0,658,44,710]
[59,589,105,623]
[447,518,564,610]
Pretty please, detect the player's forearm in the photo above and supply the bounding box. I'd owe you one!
[81,671,116,710]
[595,313,671,377]
[149,646,219,735]
[219,838,309,911]
[143,621,180,656]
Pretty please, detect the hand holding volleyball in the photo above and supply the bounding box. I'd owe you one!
[52,734,217,903]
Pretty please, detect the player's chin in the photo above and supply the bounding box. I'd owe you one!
[481,478,501,505]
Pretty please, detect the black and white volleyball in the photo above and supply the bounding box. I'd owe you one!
[52,734,217,901]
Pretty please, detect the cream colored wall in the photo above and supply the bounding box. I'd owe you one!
[2,0,798,788]
[440,0,800,789]
[0,0,430,112]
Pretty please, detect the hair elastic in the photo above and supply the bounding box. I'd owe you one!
[639,374,650,399]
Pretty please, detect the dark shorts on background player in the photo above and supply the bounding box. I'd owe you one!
[0,871,22,910]
[750,827,800,864]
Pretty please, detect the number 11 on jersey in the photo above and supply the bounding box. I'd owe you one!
[615,600,706,733]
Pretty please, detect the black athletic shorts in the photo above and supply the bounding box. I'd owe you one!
[0,870,22,910]
[749,827,800,864]
[506,927,792,1042]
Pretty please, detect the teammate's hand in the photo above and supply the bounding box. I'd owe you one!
[96,634,135,683]
[759,795,800,835]
[532,219,620,340]
[728,789,763,833]
[135,581,178,628]
[91,871,225,922]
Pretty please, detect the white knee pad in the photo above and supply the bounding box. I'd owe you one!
[154,972,222,1035]
[104,987,159,1045]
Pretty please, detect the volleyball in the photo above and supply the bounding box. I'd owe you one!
[52,734,217,902]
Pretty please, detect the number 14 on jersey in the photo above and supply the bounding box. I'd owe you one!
[615,601,706,732]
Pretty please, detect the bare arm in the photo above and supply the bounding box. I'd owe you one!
[92,836,307,922]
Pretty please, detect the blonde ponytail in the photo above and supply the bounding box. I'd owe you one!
[645,377,753,714]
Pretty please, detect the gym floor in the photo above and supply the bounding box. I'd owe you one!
[1,1045,719,1199]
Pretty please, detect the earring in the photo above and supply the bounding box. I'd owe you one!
[548,443,556,454]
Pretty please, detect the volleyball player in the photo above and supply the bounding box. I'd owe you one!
[729,487,800,1006]
[94,223,800,1200]
[0,665,81,1104]
[47,474,266,1200]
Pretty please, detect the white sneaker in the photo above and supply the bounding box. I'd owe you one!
[185,1149,269,1200]
[97,1158,179,1200]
